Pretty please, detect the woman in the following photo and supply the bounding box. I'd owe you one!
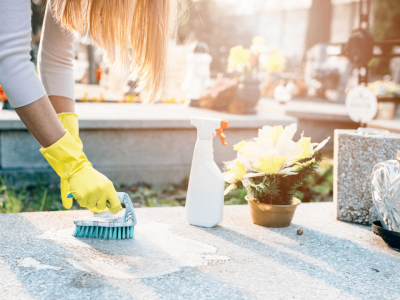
[0,0,180,213]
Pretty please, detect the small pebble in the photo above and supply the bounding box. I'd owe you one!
[297,229,303,235]
[371,268,380,272]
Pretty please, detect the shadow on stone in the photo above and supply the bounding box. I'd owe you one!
[196,223,400,299]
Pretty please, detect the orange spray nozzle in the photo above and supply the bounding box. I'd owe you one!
[216,120,229,146]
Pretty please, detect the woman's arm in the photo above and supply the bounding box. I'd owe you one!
[0,0,65,147]
[0,0,121,214]
[0,0,46,108]
[38,1,76,114]
[15,96,65,148]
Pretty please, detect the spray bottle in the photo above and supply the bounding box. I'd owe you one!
[185,117,229,227]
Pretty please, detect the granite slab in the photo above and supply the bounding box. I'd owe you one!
[0,103,297,185]
[334,129,400,224]
[1,203,399,300]
[257,98,352,122]
[0,103,297,130]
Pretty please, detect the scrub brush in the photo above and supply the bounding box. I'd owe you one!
[69,192,137,239]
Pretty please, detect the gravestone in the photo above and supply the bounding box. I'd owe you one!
[0,103,297,186]
[345,85,378,123]
[391,57,400,84]
[334,129,400,224]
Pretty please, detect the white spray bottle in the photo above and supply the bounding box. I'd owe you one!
[185,117,229,227]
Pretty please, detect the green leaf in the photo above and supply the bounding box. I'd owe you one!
[39,189,48,212]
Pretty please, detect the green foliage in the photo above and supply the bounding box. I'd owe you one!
[294,163,333,203]
[158,198,182,207]
[245,152,324,205]
[224,188,247,205]
[0,177,69,213]
[121,178,189,208]
[0,176,192,213]
[373,0,400,42]
[1,183,24,213]
[371,0,400,75]
[39,189,48,212]
[0,165,334,214]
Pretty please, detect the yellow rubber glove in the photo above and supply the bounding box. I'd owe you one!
[57,113,107,213]
[57,113,83,148]
[40,130,122,214]
[57,113,82,209]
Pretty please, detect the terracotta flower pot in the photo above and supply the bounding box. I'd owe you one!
[246,196,301,228]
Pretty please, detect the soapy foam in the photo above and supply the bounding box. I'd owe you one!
[18,257,61,271]
[39,222,226,279]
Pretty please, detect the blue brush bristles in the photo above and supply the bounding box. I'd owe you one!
[73,225,134,239]
[70,192,137,240]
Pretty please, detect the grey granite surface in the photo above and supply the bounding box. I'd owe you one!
[0,103,297,130]
[257,98,352,122]
[334,129,400,224]
[0,103,297,185]
[1,203,400,300]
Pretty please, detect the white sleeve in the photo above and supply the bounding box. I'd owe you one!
[38,1,76,101]
[0,0,46,108]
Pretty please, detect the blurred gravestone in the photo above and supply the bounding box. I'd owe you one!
[391,57,400,84]
[345,85,378,123]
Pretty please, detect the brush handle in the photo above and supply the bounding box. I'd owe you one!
[73,191,137,227]
[116,192,135,211]
[67,192,134,210]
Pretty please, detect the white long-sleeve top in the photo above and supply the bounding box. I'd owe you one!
[0,0,75,108]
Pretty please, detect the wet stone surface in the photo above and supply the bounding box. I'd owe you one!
[1,203,400,300]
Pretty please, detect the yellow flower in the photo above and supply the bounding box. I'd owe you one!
[233,140,247,152]
[270,126,284,147]
[259,125,284,150]
[223,161,247,183]
[313,137,330,153]
[234,140,258,159]
[228,45,250,68]
[289,136,312,162]
[262,48,285,73]
[253,154,288,174]
[252,36,265,45]
[241,141,258,158]
[274,123,297,155]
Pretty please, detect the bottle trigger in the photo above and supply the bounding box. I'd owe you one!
[216,120,229,146]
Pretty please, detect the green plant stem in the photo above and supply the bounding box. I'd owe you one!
[39,189,48,212]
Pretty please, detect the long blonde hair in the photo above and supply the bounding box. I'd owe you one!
[51,0,182,103]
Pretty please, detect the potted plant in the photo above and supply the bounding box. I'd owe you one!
[227,37,266,114]
[223,123,330,227]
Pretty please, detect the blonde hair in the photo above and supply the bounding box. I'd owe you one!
[51,0,182,103]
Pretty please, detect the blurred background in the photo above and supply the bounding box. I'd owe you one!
[1,0,400,212]
[14,0,400,107]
